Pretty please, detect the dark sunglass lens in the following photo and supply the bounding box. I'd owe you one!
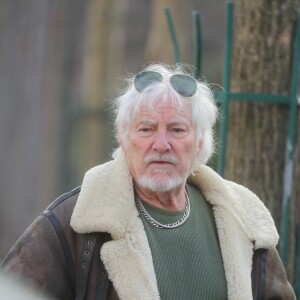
[170,74,197,97]
[134,71,163,92]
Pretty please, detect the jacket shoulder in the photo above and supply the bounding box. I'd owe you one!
[252,248,296,299]
[45,186,81,215]
[1,187,83,299]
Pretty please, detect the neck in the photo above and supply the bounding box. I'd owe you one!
[134,182,187,211]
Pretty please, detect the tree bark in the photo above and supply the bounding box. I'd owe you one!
[226,0,300,281]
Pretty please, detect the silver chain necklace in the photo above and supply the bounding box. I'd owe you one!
[135,191,190,229]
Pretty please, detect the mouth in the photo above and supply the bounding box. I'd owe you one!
[148,161,175,166]
[144,155,179,167]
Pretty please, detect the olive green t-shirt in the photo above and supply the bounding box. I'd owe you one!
[138,184,228,300]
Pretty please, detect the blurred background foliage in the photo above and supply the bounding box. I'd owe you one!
[0,0,226,259]
[1,0,300,288]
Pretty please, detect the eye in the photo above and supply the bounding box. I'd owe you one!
[139,127,151,132]
[171,127,187,134]
[173,128,185,133]
[137,126,154,137]
[169,126,188,138]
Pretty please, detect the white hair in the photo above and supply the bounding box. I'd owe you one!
[113,63,218,164]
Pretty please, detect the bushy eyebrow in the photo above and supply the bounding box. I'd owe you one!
[136,119,191,128]
[167,120,191,128]
[138,120,157,126]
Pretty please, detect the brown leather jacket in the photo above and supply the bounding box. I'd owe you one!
[1,187,295,300]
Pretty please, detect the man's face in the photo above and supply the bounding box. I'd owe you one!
[120,98,202,193]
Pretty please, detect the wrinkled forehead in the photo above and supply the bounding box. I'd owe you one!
[132,95,193,122]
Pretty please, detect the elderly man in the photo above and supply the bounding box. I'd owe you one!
[1,64,295,299]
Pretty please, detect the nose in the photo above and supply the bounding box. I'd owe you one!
[152,130,171,153]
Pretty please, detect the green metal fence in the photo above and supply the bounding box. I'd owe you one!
[165,2,300,295]
[216,6,300,291]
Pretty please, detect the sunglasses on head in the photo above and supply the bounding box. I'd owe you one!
[134,71,197,97]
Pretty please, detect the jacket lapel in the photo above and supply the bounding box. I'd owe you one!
[71,152,160,300]
[188,166,279,299]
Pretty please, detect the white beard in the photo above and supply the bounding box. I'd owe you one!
[137,172,183,193]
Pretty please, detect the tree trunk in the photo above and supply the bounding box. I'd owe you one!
[226,0,300,282]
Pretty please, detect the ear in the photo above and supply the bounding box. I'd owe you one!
[118,129,127,153]
[196,132,204,154]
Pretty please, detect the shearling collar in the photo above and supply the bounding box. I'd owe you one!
[70,151,278,300]
[188,166,279,249]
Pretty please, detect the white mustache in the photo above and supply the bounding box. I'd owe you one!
[144,155,179,165]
